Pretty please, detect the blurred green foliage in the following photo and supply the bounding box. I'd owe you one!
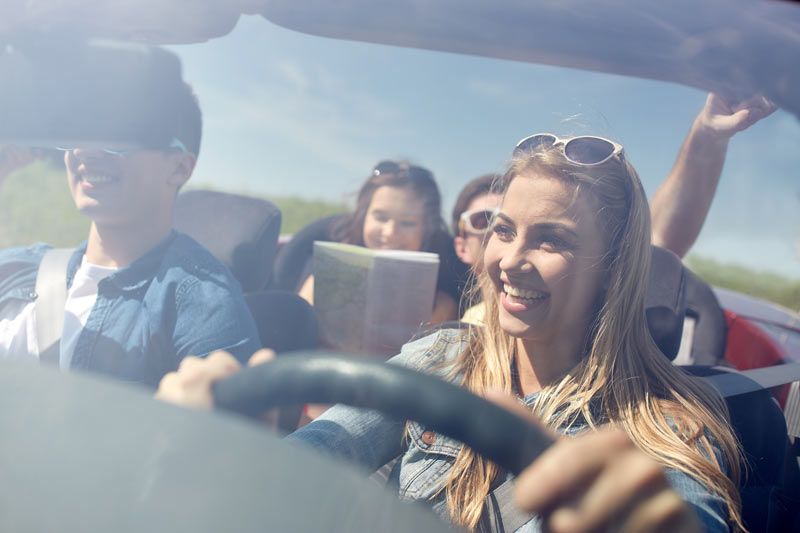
[2,163,796,311]
[0,161,89,248]
[686,255,800,312]
[0,163,347,245]
[266,196,346,235]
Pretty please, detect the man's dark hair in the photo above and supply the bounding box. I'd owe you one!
[167,82,202,156]
[122,46,203,156]
[451,173,501,234]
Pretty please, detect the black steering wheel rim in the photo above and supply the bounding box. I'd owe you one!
[213,352,553,476]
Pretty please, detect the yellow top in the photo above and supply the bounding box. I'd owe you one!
[461,301,486,325]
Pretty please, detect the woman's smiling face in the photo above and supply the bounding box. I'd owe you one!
[362,185,427,251]
[484,173,609,344]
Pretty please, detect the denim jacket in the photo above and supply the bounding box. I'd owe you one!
[289,328,731,532]
[0,232,261,387]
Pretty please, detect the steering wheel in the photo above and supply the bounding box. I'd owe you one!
[0,361,454,532]
[213,352,554,476]
[0,353,553,531]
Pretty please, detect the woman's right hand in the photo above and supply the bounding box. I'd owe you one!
[487,393,703,533]
[514,429,702,533]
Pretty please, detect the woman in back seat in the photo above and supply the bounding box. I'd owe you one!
[297,160,458,323]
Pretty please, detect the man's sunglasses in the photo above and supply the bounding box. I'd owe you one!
[459,208,499,235]
[513,133,624,167]
[56,137,189,156]
[372,160,435,182]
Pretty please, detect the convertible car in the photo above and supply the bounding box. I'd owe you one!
[0,1,798,531]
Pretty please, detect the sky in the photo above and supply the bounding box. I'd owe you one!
[170,15,800,278]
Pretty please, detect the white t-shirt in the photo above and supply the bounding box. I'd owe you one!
[59,259,118,369]
[0,300,39,362]
[0,256,117,367]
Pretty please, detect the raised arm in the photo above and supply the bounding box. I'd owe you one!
[650,93,776,258]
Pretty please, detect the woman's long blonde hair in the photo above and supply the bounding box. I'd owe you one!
[439,146,745,530]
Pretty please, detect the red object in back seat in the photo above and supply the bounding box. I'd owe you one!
[723,310,789,406]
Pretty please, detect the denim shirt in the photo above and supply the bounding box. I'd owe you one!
[289,329,731,532]
[0,232,261,387]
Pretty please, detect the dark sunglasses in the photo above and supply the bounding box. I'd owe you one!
[372,160,435,182]
[513,133,624,166]
[459,208,499,235]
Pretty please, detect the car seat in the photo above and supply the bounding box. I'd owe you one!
[272,214,342,292]
[174,189,282,292]
[683,270,728,365]
[174,189,319,352]
[245,290,319,432]
[646,247,799,531]
[644,246,687,361]
[682,366,800,530]
[175,190,320,431]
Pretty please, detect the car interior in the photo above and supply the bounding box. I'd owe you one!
[1,1,799,531]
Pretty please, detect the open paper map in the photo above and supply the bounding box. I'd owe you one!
[313,241,440,357]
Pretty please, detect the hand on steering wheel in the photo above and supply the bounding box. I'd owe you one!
[489,393,703,533]
[156,352,702,533]
[156,349,277,424]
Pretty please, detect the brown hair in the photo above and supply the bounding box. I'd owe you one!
[450,173,502,235]
[331,160,447,251]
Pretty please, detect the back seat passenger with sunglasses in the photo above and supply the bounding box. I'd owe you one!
[0,81,261,387]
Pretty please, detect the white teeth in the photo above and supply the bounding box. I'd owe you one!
[504,284,547,300]
[82,175,118,184]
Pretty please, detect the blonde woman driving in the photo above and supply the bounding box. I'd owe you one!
[158,135,744,532]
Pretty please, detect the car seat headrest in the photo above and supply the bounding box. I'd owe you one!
[174,189,281,293]
[683,270,727,365]
[645,246,687,361]
[272,214,343,292]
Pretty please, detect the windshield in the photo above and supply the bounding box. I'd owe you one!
[4,13,798,285]
[1,3,799,531]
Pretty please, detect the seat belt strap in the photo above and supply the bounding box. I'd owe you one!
[704,363,800,398]
[34,248,74,366]
[478,478,535,533]
[373,454,534,533]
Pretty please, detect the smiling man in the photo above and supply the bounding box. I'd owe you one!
[0,82,261,387]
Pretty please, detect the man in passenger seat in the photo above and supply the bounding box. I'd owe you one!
[0,82,261,387]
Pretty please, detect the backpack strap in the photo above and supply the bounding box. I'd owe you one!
[34,248,74,366]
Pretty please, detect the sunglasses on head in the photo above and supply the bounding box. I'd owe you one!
[56,137,189,157]
[372,160,435,182]
[459,207,499,235]
[513,133,624,167]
